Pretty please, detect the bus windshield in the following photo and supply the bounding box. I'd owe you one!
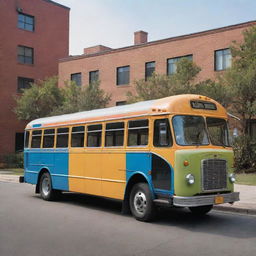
[206,117,230,147]
[172,116,209,146]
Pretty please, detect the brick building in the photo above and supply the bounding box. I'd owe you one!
[0,0,69,158]
[59,20,256,108]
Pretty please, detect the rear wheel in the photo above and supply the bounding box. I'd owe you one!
[189,205,213,215]
[129,183,156,222]
[39,172,60,201]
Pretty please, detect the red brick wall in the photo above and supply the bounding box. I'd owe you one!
[0,0,69,157]
[58,21,256,107]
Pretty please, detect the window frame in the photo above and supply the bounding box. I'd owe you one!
[105,122,125,147]
[153,118,173,148]
[42,129,55,149]
[31,130,42,148]
[18,12,35,32]
[167,54,193,75]
[145,61,155,80]
[116,65,130,86]
[87,124,102,148]
[71,73,82,86]
[71,126,85,148]
[214,48,232,71]
[89,70,99,84]
[17,77,34,92]
[56,127,69,148]
[17,45,34,65]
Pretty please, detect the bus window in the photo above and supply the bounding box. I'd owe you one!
[153,119,172,147]
[71,126,85,147]
[128,119,148,146]
[105,122,124,147]
[43,129,55,148]
[87,124,102,147]
[24,131,30,148]
[56,128,69,148]
[31,130,42,148]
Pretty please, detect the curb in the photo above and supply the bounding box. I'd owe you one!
[213,205,256,216]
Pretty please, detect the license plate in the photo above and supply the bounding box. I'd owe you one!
[215,196,224,204]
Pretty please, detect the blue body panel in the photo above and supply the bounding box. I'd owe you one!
[24,148,69,191]
[126,152,174,196]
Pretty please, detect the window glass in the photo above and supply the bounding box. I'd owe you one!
[145,61,155,80]
[128,119,148,146]
[172,116,209,146]
[167,55,192,75]
[31,130,42,148]
[24,131,30,148]
[87,124,102,147]
[153,119,172,147]
[89,70,99,84]
[17,46,33,64]
[71,73,82,86]
[206,118,230,146]
[117,66,130,85]
[105,122,124,147]
[56,128,69,148]
[43,129,55,148]
[18,13,34,32]
[215,49,232,71]
[17,77,34,92]
[71,126,85,147]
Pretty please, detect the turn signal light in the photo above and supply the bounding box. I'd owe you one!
[184,160,189,166]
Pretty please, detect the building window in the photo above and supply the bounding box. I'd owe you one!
[89,70,99,84]
[117,66,130,85]
[71,73,82,86]
[215,48,232,71]
[17,77,34,92]
[116,101,126,106]
[247,120,256,142]
[17,45,34,64]
[18,12,34,32]
[15,133,24,152]
[167,55,193,75]
[145,61,155,80]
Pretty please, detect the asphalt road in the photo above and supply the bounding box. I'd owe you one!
[0,182,256,256]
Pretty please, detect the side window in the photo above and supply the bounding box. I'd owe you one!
[43,129,55,148]
[128,119,148,146]
[153,119,172,147]
[105,122,124,147]
[24,131,30,148]
[31,130,42,148]
[56,128,69,148]
[87,124,102,147]
[71,126,85,147]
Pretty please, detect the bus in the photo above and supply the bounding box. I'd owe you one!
[21,94,239,221]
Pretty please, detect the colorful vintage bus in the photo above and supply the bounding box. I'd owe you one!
[22,94,239,221]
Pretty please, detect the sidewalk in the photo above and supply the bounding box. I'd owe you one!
[0,173,255,216]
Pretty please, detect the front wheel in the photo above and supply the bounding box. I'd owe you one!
[189,205,213,215]
[129,183,156,222]
[39,172,60,201]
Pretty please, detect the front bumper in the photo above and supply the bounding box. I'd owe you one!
[173,192,240,207]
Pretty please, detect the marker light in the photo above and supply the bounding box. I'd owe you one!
[184,160,189,166]
[229,173,236,183]
[186,174,195,185]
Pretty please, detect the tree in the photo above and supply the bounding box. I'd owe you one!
[15,76,63,120]
[127,58,201,102]
[53,80,111,115]
[15,77,111,120]
[222,26,256,134]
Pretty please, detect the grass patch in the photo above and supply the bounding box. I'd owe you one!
[236,173,256,186]
[0,168,24,176]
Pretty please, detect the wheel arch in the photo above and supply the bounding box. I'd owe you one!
[35,167,51,194]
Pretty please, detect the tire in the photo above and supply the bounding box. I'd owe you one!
[39,172,60,201]
[189,205,213,215]
[129,183,156,222]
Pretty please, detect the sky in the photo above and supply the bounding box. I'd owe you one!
[53,0,256,55]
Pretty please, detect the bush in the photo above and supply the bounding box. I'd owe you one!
[2,153,24,168]
[232,136,256,173]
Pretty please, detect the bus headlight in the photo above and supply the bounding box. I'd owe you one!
[229,173,236,183]
[186,174,195,185]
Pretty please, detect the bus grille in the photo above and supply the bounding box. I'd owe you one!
[202,159,227,191]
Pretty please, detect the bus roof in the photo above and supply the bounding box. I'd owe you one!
[26,94,227,129]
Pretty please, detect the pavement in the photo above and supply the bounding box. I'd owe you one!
[0,172,255,216]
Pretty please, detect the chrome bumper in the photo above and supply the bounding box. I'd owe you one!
[173,192,240,207]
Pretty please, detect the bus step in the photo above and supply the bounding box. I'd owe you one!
[153,199,171,206]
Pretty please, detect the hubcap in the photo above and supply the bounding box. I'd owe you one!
[42,177,50,196]
[134,191,147,214]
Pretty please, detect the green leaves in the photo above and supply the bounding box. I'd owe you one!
[14,78,111,120]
